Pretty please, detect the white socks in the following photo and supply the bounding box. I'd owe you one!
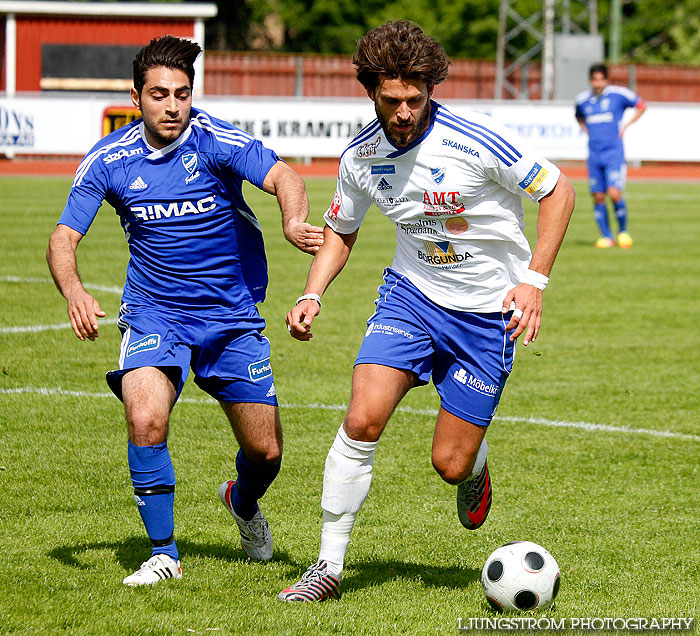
[319,510,357,577]
[467,438,488,481]
[318,425,378,577]
[316,429,487,578]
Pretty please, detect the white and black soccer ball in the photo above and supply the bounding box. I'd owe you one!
[481,541,560,612]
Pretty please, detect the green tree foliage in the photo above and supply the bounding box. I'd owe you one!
[219,0,508,58]
[68,0,700,65]
[619,0,700,64]
[207,0,594,60]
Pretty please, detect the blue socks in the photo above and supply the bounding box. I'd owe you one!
[127,444,281,556]
[128,441,178,560]
[614,199,628,232]
[595,200,628,237]
[230,449,281,521]
[594,202,613,238]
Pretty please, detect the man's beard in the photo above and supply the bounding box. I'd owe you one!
[147,124,184,147]
[376,103,431,147]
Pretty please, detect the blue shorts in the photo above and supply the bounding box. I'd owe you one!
[355,269,516,426]
[588,149,626,193]
[106,303,277,406]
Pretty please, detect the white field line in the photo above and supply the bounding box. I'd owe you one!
[1,277,121,333]
[0,276,122,295]
[1,385,699,443]
[1,318,118,334]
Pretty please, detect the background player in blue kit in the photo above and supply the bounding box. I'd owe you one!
[278,21,575,602]
[575,63,646,248]
[46,36,323,586]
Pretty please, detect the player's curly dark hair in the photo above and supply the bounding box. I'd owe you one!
[133,35,202,95]
[353,21,450,91]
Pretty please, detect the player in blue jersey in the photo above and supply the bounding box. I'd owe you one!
[277,21,575,602]
[46,36,323,586]
[575,63,646,248]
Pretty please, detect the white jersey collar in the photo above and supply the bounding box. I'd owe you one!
[140,120,194,160]
[590,86,610,102]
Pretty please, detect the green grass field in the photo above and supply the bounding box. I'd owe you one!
[1,175,699,635]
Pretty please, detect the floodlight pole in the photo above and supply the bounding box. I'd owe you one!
[495,0,507,100]
[542,0,555,100]
[495,0,600,101]
[589,0,598,34]
[609,0,622,61]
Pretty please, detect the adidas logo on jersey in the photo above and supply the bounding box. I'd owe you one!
[376,178,392,191]
[266,383,277,398]
[129,176,148,191]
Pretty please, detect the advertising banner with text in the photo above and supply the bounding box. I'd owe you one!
[1,95,698,162]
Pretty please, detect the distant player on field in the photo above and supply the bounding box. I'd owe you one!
[46,36,323,586]
[277,20,575,602]
[575,63,646,248]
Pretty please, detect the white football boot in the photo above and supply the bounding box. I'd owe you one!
[122,553,182,586]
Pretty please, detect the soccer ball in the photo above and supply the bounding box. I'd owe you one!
[481,541,560,612]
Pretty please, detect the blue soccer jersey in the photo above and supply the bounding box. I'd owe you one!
[574,86,643,154]
[59,107,280,313]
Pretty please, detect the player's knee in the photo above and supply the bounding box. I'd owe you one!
[432,451,474,485]
[343,412,383,443]
[126,405,168,442]
[255,447,283,466]
[435,464,473,485]
[242,440,282,465]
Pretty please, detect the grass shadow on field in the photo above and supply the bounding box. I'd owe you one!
[342,559,481,595]
[48,536,295,573]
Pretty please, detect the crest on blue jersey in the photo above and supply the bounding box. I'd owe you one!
[431,167,446,184]
[182,152,198,174]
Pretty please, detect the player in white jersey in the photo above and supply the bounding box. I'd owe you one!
[278,21,575,602]
[47,36,323,586]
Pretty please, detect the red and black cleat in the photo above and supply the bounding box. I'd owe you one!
[457,461,492,530]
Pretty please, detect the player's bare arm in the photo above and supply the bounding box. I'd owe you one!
[619,102,646,137]
[502,174,575,345]
[286,225,358,341]
[262,161,323,255]
[46,224,106,342]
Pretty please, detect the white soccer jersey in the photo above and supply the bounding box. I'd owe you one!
[325,102,561,312]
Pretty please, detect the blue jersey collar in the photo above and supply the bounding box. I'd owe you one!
[385,100,439,159]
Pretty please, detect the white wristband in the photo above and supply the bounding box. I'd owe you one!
[296,293,322,308]
[520,269,549,290]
